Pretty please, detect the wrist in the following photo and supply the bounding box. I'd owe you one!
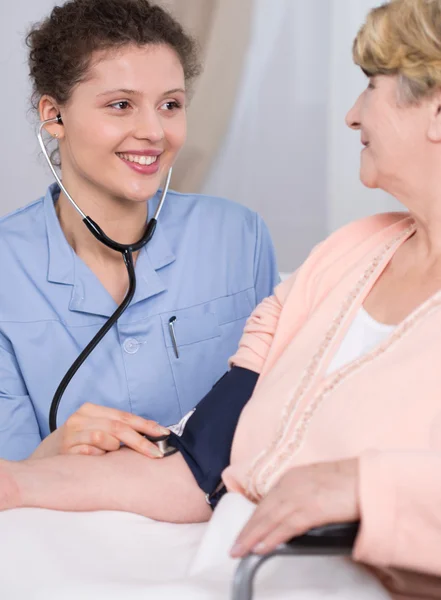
[346,457,360,520]
[0,459,22,511]
[30,430,60,459]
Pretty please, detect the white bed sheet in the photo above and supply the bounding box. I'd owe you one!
[0,493,391,600]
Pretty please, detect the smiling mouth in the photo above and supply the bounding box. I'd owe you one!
[116,152,159,165]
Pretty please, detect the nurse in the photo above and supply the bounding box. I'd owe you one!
[0,0,278,460]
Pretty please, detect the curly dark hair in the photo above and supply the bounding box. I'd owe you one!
[26,0,201,110]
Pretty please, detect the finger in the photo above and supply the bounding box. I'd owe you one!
[251,518,304,555]
[78,404,169,436]
[68,445,106,456]
[231,501,291,558]
[111,422,164,458]
[67,418,164,458]
[68,427,122,452]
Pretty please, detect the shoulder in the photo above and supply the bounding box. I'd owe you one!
[0,196,46,278]
[159,189,267,258]
[308,212,411,270]
[311,212,411,271]
[161,189,260,229]
[0,197,45,241]
[0,196,48,321]
[158,190,273,296]
[277,212,412,303]
[323,212,410,249]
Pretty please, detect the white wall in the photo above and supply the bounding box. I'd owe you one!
[326,0,401,234]
[0,0,56,215]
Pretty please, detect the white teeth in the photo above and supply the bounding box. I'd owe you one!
[118,153,158,165]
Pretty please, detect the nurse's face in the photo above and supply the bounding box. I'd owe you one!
[48,44,187,204]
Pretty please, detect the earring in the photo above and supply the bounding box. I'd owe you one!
[53,133,59,138]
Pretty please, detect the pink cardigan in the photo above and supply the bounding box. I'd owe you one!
[223,213,441,599]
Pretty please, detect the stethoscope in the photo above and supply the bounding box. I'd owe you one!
[38,114,177,455]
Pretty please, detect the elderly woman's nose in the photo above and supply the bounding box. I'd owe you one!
[345,95,362,130]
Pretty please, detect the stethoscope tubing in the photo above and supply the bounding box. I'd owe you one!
[38,116,172,432]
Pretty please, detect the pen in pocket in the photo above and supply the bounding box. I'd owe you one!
[168,316,179,359]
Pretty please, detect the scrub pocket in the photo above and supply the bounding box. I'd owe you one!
[161,288,255,417]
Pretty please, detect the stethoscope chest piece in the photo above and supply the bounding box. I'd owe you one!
[144,434,178,457]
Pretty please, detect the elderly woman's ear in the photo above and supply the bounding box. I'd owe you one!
[427,90,441,143]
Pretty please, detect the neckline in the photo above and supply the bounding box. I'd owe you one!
[358,305,396,332]
[315,220,416,385]
[247,219,418,499]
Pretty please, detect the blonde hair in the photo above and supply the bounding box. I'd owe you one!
[353,0,441,103]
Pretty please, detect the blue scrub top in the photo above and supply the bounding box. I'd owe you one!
[0,184,278,460]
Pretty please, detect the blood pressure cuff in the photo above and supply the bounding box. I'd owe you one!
[167,367,258,508]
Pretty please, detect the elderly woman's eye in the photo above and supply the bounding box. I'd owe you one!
[367,79,375,90]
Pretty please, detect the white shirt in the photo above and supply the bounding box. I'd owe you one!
[327,306,396,375]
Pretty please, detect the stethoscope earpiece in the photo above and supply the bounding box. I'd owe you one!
[56,114,63,125]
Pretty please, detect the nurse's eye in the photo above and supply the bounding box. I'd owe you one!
[109,100,131,111]
[160,100,183,112]
[367,78,376,90]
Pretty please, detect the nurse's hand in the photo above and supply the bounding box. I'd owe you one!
[230,459,359,558]
[30,403,169,459]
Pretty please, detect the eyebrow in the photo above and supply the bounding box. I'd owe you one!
[97,87,186,97]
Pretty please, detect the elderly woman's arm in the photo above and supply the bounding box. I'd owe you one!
[0,276,299,522]
[0,448,211,523]
[232,450,441,581]
[0,286,289,521]
[354,450,441,577]
[229,280,293,374]
[0,365,262,521]
[230,458,360,557]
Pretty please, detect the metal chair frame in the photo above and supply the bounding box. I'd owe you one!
[231,522,360,600]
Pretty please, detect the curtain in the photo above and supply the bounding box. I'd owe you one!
[155,0,254,192]
[201,0,331,272]
[198,0,397,272]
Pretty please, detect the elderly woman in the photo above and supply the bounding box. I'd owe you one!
[1,0,441,598]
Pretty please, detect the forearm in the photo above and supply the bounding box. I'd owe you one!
[0,449,211,523]
[354,450,441,577]
[0,368,259,522]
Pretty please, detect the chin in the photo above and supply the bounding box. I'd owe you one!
[120,182,161,203]
[359,168,378,189]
